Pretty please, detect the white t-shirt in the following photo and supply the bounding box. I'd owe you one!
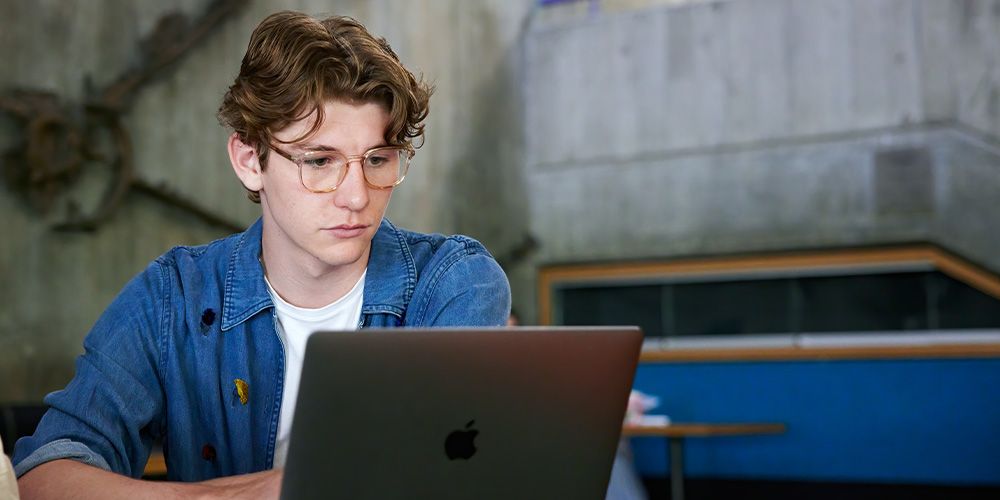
[266,271,365,468]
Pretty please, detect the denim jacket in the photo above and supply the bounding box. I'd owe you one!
[13,218,511,481]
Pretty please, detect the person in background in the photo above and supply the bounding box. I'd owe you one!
[14,11,510,499]
[607,391,652,500]
[1,436,19,500]
[507,308,520,326]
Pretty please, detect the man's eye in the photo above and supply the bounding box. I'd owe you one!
[367,155,390,167]
[303,156,332,168]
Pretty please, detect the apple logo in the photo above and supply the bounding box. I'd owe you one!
[444,420,479,460]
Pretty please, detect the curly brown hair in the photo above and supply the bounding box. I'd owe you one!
[218,11,433,202]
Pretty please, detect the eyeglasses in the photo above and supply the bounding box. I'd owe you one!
[268,143,413,192]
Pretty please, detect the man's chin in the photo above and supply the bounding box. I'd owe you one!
[315,247,367,270]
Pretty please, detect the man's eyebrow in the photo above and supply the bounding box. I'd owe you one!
[297,143,337,152]
[297,142,393,152]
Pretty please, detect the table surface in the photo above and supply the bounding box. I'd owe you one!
[621,422,787,438]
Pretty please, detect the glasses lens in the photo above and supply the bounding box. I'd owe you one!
[300,151,347,191]
[363,148,408,188]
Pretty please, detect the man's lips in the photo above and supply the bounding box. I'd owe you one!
[323,224,368,238]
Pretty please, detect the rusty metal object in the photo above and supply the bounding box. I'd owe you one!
[98,0,246,111]
[130,179,243,234]
[0,0,247,233]
[0,91,86,214]
[52,113,135,232]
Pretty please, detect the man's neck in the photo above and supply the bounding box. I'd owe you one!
[260,241,368,309]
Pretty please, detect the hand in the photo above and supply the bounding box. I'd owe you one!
[19,460,283,500]
[191,468,283,500]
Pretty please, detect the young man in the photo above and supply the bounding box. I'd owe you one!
[14,11,510,498]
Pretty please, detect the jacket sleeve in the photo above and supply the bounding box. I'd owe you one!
[12,261,168,478]
[407,243,512,327]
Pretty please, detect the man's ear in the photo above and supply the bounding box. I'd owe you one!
[228,133,264,193]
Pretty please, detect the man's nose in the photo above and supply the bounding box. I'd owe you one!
[332,159,370,211]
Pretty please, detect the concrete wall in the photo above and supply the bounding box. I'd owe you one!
[943,0,1000,138]
[0,0,534,401]
[520,0,1000,322]
[0,0,232,402]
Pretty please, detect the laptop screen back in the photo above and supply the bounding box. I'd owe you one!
[281,327,643,500]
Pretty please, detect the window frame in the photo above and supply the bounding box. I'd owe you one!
[538,244,1000,361]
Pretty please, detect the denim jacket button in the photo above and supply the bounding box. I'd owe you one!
[200,308,216,335]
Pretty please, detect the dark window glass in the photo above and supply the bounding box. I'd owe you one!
[799,273,928,332]
[560,285,663,337]
[931,273,1000,329]
[553,270,1000,337]
[672,279,793,336]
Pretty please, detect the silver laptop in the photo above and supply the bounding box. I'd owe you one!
[280,327,643,500]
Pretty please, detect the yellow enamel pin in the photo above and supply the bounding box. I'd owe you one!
[234,379,249,405]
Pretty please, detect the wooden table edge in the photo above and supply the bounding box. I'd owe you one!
[621,422,787,437]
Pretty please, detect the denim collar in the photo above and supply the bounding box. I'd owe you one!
[221,217,414,331]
